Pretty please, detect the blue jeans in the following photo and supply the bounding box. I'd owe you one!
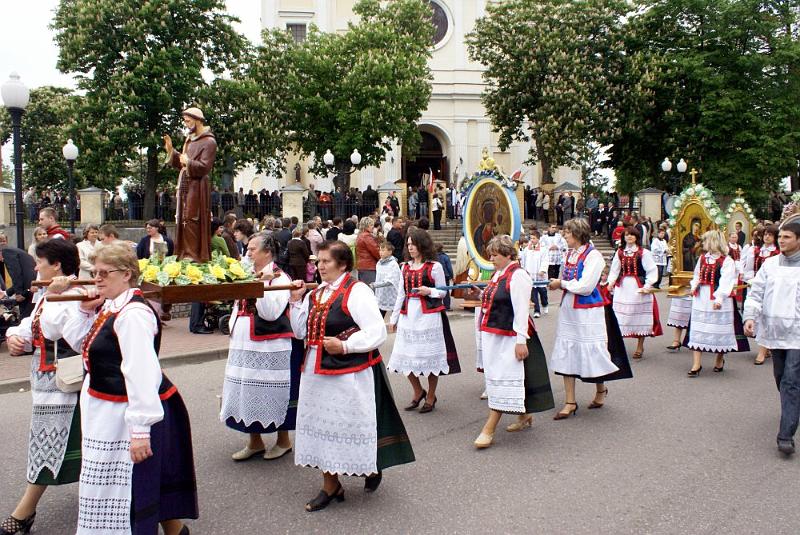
[531,287,548,313]
[772,349,800,442]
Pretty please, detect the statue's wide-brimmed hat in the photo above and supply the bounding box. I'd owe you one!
[182,107,205,121]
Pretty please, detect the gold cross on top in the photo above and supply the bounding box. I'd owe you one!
[690,168,699,185]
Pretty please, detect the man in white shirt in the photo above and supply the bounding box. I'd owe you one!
[743,221,800,455]
[523,229,550,317]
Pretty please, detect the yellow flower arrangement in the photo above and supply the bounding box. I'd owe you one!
[136,252,255,286]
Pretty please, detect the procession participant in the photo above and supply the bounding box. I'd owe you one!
[1,241,81,535]
[684,230,748,376]
[164,107,216,263]
[748,225,781,365]
[606,227,662,360]
[522,229,550,318]
[666,294,692,351]
[548,218,619,419]
[651,227,669,288]
[289,241,414,512]
[38,207,70,240]
[541,223,567,280]
[473,236,554,449]
[727,230,745,306]
[220,232,301,461]
[743,221,800,455]
[62,242,197,535]
[374,239,402,319]
[387,228,460,413]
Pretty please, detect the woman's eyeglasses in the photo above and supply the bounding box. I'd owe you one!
[90,269,125,279]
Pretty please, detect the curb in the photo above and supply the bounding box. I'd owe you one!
[0,347,230,396]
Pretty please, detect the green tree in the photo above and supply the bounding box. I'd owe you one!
[609,0,800,204]
[252,0,434,191]
[0,86,82,191]
[52,0,248,218]
[466,0,636,184]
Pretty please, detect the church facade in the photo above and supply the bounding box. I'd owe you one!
[236,0,580,198]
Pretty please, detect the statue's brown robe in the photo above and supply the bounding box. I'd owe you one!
[168,129,216,262]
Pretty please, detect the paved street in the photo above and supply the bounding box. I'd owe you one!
[1,295,798,534]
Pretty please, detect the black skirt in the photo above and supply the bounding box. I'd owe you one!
[582,304,634,383]
[131,390,198,534]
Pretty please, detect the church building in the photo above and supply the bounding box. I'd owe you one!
[235,0,580,199]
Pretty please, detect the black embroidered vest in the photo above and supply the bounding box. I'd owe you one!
[479,263,520,336]
[236,266,293,340]
[306,274,382,375]
[400,261,445,314]
[616,248,646,287]
[84,293,174,402]
[31,301,78,372]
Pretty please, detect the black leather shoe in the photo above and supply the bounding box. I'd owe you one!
[364,471,382,493]
[777,439,796,455]
[192,327,214,334]
[305,484,345,512]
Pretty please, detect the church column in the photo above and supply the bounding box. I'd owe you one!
[453,120,468,186]
[314,0,328,32]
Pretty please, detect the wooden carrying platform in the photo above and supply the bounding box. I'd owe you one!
[140,281,265,304]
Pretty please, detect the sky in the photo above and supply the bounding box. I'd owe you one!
[0,0,261,167]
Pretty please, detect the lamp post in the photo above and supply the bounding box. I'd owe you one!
[1,72,30,248]
[661,157,688,194]
[62,139,79,234]
[323,149,362,192]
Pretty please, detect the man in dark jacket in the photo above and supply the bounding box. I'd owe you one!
[275,218,293,270]
[386,217,405,262]
[0,245,36,319]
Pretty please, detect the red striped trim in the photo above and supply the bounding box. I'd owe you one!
[88,388,128,402]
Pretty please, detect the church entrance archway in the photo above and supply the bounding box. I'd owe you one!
[402,129,448,192]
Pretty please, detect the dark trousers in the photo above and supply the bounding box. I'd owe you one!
[531,287,548,313]
[773,349,800,442]
[655,265,665,289]
[548,264,561,280]
[433,210,442,230]
[189,302,206,332]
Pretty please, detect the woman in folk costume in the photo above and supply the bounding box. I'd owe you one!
[606,227,663,359]
[746,225,781,365]
[220,232,302,461]
[684,230,750,376]
[548,218,620,419]
[387,228,460,413]
[473,236,554,449]
[727,230,746,305]
[2,240,82,535]
[62,242,197,535]
[289,241,414,512]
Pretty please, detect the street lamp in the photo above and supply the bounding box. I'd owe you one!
[661,157,688,193]
[62,139,79,234]
[1,72,30,248]
[322,149,362,191]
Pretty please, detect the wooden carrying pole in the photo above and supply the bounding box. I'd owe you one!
[46,290,161,302]
[32,279,96,288]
